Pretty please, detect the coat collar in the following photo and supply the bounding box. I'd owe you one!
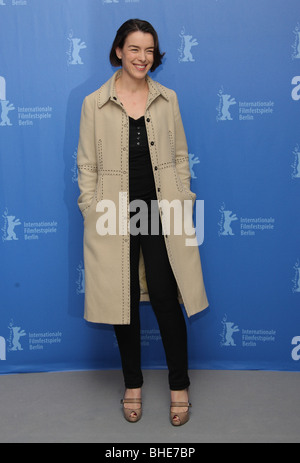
[97,70,169,110]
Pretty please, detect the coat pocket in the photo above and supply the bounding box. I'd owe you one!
[173,165,196,202]
[83,194,97,222]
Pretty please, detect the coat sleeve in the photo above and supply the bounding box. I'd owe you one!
[172,91,193,194]
[77,96,98,218]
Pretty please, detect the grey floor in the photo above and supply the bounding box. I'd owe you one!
[1,368,300,443]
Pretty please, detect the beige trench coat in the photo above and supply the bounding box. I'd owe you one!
[77,70,208,324]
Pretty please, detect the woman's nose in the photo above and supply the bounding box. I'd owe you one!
[138,51,147,61]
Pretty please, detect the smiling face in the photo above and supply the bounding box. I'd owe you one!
[116,31,155,82]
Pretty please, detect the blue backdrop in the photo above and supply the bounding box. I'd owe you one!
[1,0,300,374]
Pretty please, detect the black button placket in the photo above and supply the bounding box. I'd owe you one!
[145,112,162,224]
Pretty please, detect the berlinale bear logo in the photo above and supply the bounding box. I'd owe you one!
[67,31,87,65]
[216,88,236,121]
[178,27,198,63]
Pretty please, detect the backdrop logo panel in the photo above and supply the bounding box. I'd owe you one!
[218,204,275,238]
[2,208,58,242]
[220,315,277,350]
[0,76,53,127]
[1,1,299,375]
[216,87,275,122]
[3,320,63,356]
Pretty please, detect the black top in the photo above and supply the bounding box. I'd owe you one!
[128,116,157,202]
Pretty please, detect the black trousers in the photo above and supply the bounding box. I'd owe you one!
[114,201,190,391]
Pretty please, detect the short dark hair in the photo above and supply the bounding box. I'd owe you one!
[109,19,165,72]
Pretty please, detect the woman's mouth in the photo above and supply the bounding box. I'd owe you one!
[134,64,147,71]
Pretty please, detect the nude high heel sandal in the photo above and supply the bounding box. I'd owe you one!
[170,401,192,426]
[121,398,142,423]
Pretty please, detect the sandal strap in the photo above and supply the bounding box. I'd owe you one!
[170,401,192,408]
[121,398,142,404]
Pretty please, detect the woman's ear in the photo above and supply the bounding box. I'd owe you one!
[115,47,122,61]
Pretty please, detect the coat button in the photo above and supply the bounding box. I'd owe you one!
[154,166,158,170]
[146,118,150,122]
[157,188,160,192]
[113,96,117,100]
[150,141,155,146]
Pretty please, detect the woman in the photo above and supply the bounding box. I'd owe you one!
[77,19,208,426]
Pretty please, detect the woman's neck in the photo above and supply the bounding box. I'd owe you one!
[115,71,149,120]
[116,71,148,95]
